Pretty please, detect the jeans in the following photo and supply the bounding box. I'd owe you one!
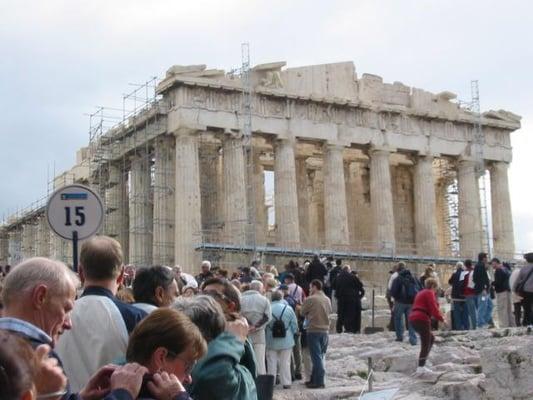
[465,295,478,330]
[477,294,494,328]
[451,300,469,330]
[307,331,328,386]
[393,303,417,345]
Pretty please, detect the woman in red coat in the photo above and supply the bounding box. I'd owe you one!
[409,278,447,373]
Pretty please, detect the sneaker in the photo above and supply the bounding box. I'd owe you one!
[415,366,433,375]
[305,382,325,389]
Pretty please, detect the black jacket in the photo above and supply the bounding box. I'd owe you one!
[473,262,490,294]
[448,269,465,300]
[333,270,365,300]
[493,267,511,293]
[306,259,328,283]
[390,269,421,304]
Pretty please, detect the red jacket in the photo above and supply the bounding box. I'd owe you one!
[408,289,444,323]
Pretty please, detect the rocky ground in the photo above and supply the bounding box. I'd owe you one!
[273,327,533,400]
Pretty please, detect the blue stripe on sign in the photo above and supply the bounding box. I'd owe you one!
[61,193,88,200]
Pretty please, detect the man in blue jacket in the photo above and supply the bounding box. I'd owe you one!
[390,266,420,345]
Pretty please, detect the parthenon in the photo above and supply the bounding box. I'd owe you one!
[0,61,521,278]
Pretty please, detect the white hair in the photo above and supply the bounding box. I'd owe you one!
[250,280,263,292]
[201,260,211,270]
[2,257,80,307]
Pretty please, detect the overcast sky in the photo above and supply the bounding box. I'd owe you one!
[1,0,532,253]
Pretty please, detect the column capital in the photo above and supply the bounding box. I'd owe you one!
[172,127,201,139]
[368,145,396,157]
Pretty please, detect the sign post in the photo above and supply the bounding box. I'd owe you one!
[46,184,104,272]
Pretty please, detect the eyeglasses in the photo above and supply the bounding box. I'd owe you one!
[166,350,197,375]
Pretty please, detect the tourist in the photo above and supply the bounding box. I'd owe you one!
[241,280,272,375]
[200,277,258,379]
[462,259,477,330]
[195,261,214,287]
[390,265,420,345]
[448,262,468,330]
[173,295,258,400]
[124,308,207,399]
[491,258,513,328]
[305,255,328,285]
[512,252,533,326]
[132,266,179,314]
[283,272,305,379]
[56,236,147,391]
[266,290,298,390]
[264,264,279,279]
[328,259,343,312]
[474,252,493,328]
[0,257,134,399]
[181,284,197,297]
[509,264,524,326]
[301,279,332,389]
[264,277,278,301]
[420,264,439,288]
[0,328,69,400]
[333,265,365,334]
[239,266,253,284]
[409,278,446,374]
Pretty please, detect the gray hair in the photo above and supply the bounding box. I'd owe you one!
[201,260,211,270]
[2,257,80,307]
[271,290,283,302]
[250,280,263,292]
[173,295,225,342]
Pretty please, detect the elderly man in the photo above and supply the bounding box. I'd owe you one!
[196,260,214,286]
[0,257,143,399]
[241,280,272,375]
[56,235,147,391]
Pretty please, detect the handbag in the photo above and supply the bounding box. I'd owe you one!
[516,267,533,297]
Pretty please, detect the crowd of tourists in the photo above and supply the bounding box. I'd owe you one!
[1,238,533,399]
[386,251,533,375]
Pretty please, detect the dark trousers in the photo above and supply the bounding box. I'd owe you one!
[514,302,523,327]
[411,319,434,367]
[523,294,533,326]
[336,298,361,333]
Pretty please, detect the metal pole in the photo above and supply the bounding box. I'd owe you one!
[372,289,375,328]
[367,357,373,392]
[72,230,78,273]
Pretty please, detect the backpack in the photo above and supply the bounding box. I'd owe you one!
[285,286,299,310]
[400,275,422,303]
[272,306,288,338]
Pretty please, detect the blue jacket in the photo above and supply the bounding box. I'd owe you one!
[265,300,298,351]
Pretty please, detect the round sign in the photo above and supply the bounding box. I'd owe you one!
[47,184,104,240]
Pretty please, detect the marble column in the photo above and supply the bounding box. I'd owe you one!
[457,159,483,258]
[252,152,267,246]
[369,148,396,252]
[274,139,300,249]
[223,135,248,244]
[323,144,350,250]
[344,161,357,247]
[153,135,175,266]
[199,142,221,243]
[129,151,153,267]
[174,130,202,272]
[0,230,9,265]
[36,216,50,258]
[308,169,325,247]
[295,156,311,247]
[413,155,439,255]
[490,162,515,259]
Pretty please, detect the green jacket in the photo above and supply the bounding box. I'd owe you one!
[189,332,258,400]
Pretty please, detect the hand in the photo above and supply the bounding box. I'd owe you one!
[147,372,186,400]
[33,345,67,398]
[248,325,257,334]
[226,317,249,343]
[79,364,117,400]
[109,363,148,399]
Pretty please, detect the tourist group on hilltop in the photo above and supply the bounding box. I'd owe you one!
[1,237,533,399]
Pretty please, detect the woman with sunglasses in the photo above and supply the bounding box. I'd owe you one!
[122,308,207,399]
